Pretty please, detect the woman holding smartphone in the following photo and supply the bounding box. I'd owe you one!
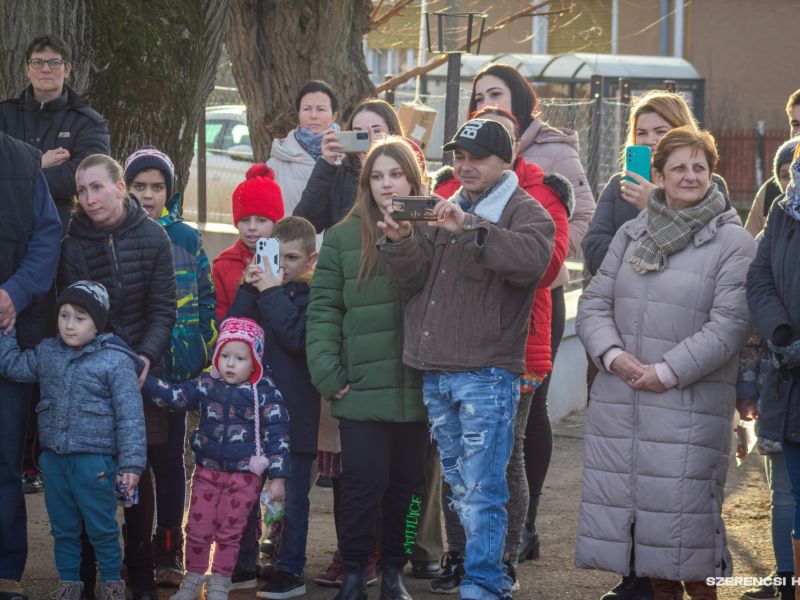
[582,90,731,277]
[306,137,429,600]
[293,98,404,234]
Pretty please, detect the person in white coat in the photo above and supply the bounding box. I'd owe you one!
[267,80,338,215]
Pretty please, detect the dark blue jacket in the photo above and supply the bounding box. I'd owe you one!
[0,131,61,348]
[293,156,359,233]
[228,275,319,455]
[747,201,800,443]
[143,372,291,478]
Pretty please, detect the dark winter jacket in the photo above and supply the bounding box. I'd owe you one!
[293,156,360,233]
[0,85,111,231]
[157,194,217,381]
[228,272,320,455]
[307,211,425,422]
[58,196,177,444]
[0,330,146,474]
[0,131,61,349]
[58,196,176,364]
[747,204,800,443]
[143,372,291,478]
[582,173,731,276]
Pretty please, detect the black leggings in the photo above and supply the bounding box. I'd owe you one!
[523,286,565,498]
[338,418,428,564]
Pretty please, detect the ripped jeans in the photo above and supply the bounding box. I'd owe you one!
[423,368,519,600]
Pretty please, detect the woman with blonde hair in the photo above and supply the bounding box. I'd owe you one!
[59,153,176,600]
[582,90,730,277]
[306,137,428,600]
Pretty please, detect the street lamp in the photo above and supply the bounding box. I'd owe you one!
[425,11,487,165]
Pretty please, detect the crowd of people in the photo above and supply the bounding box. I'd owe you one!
[1,31,800,600]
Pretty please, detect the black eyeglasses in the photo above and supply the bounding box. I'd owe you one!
[27,58,66,70]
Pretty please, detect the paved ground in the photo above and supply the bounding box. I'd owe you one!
[20,410,774,599]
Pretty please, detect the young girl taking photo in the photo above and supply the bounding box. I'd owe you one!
[306,137,428,600]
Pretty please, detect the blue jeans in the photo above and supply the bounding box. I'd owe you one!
[276,453,317,576]
[766,453,794,573]
[40,451,121,581]
[0,378,32,580]
[423,368,519,600]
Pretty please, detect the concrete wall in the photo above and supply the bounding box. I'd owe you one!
[549,289,588,422]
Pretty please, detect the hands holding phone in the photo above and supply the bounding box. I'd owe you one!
[620,172,657,211]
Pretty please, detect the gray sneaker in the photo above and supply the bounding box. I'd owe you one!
[49,581,83,600]
[100,580,126,600]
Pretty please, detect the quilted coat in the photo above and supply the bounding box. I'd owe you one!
[518,117,593,288]
[574,197,754,581]
[306,210,425,422]
[59,196,177,444]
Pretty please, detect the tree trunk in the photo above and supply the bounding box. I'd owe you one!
[0,0,228,192]
[225,0,376,162]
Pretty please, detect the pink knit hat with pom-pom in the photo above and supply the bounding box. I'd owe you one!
[231,163,285,225]
[211,317,271,475]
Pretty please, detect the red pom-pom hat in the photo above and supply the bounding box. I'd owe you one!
[231,163,285,225]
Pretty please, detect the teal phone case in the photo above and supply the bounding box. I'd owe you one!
[624,145,651,183]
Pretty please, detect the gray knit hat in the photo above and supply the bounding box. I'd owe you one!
[57,281,110,331]
[774,137,800,189]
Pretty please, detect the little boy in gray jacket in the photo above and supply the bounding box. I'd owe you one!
[0,281,145,600]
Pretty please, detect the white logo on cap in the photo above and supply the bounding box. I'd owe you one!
[460,121,485,140]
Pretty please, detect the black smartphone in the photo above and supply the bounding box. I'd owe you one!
[391,196,438,221]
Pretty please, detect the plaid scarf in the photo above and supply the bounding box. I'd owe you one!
[629,185,726,274]
[779,154,800,221]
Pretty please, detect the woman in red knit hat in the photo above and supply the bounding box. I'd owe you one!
[212,164,285,323]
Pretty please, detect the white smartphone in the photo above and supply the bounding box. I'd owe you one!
[255,237,280,277]
[337,130,370,153]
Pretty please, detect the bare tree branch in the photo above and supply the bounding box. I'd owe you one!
[370,0,416,31]
[376,0,566,93]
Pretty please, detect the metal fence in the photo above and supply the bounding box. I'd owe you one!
[185,78,778,226]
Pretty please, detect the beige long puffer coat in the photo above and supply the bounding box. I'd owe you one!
[575,200,754,582]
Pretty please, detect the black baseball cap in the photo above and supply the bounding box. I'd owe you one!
[443,119,513,163]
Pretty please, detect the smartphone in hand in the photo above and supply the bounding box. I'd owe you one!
[391,196,438,221]
[624,145,651,183]
[337,130,370,154]
[256,238,280,277]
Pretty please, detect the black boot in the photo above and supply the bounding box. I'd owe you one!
[332,562,368,600]
[125,539,157,600]
[379,561,413,600]
[600,575,653,600]
[517,494,540,563]
[153,526,183,587]
[777,571,794,600]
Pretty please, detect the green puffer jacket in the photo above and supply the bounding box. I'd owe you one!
[306,211,425,422]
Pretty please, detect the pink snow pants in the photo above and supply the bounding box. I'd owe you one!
[184,465,262,576]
